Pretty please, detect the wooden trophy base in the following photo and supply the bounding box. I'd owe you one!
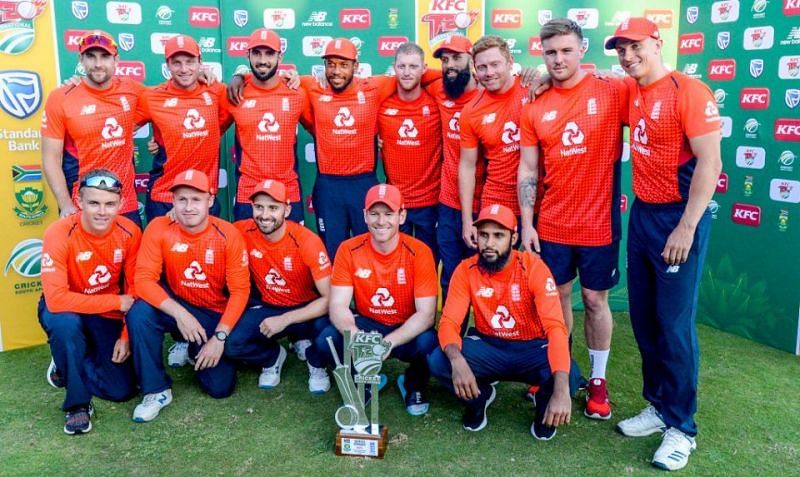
[335,426,389,458]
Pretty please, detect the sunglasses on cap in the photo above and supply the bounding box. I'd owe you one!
[79,174,122,192]
[80,34,117,50]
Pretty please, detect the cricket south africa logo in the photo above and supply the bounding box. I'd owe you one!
[0,0,47,55]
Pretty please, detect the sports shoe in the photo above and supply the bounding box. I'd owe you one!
[397,374,429,416]
[291,339,312,362]
[530,417,557,441]
[167,342,190,368]
[132,389,173,423]
[307,362,330,394]
[47,357,65,389]
[652,428,697,471]
[616,404,667,437]
[64,402,94,435]
[525,384,540,406]
[259,346,287,389]
[584,378,612,420]
[462,385,497,432]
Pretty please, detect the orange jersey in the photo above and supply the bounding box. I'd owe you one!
[331,233,438,326]
[135,216,250,329]
[223,81,313,202]
[235,220,331,307]
[41,78,144,214]
[460,77,528,215]
[426,80,484,211]
[135,81,232,202]
[40,215,141,339]
[439,250,569,373]
[377,90,442,208]
[521,75,628,246]
[627,72,721,204]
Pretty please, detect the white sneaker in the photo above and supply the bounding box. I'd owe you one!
[291,340,312,362]
[259,346,287,389]
[132,389,173,423]
[307,363,330,394]
[167,342,190,368]
[652,428,697,471]
[616,405,667,437]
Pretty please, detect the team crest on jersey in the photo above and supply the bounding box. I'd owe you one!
[422,105,430,116]
[587,98,597,115]
[282,97,289,111]
[113,248,123,263]
[202,92,213,106]
[205,249,214,264]
[119,96,130,112]
[396,267,406,285]
[357,91,365,104]
[650,101,662,120]
[283,256,293,271]
[0,71,42,119]
[511,284,521,302]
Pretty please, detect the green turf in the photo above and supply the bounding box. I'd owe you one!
[1,314,798,476]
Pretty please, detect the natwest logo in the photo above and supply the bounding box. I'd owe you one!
[64,29,88,51]
[528,36,542,55]
[491,9,522,28]
[227,36,250,56]
[739,88,770,110]
[339,8,371,29]
[784,0,800,15]
[731,203,761,227]
[679,33,704,54]
[115,61,145,81]
[708,59,736,80]
[189,6,220,27]
[378,36,408,56]
[775,119,800,141]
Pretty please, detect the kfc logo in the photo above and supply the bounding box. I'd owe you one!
[731,203,761,226]
[528,36,542,55]
[708,59,736,80]
[189,6,219,27]
[340,8,371,29]
[717,173,729,193]
[644,9,673,28]
[227,36,249,56]
[786,0,800,15]
[774,119,800,141]
[64,29,88,51]
[739,88,770,110]
[378,36,408,55]
[115,61,145,81]
[679,33,704,54]
[491,9,522,28]
[135,173,149,193]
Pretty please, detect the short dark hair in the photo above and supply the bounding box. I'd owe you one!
[540,18,584,42]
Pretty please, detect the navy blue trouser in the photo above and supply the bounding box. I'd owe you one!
[126,298,237,399]
[145,197,221,223]
[314,315,437,393]
[225,303,329,369]
[428,331,554,422]
[233,200,305,224]
[627,200,711,437]
[400,205,439,265]
[312,173,377,260]
[38,299,136,411]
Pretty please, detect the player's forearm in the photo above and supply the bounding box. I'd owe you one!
[282,295,329,325]
[552,371,569,396]
[330,303,358,333]
[384,307,434,348]
[158,297,189,321]
[44,288,121,315]
[518,147,539,227]
[444,343,465,363]
[41,145,72,209]
[681,155,722,231]
[458,158,477,220]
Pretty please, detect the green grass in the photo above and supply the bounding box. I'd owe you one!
[1,313,798,476]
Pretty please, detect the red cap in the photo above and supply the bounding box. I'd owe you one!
[365,184,403,211]
[164,34,201,59]
[170,169,211,194]
[473,204,517,231]
[248,28,281,52]
[249,179,289,203]
[79,30,118,55]
[322,38,358,61]
[605,17,661,49]
[433,34,473,58]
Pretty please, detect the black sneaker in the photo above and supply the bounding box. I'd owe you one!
[397,374,430,416]
[462,385,496,432]
[47,358,65,389]
[64,402,94,435]
[530,416,557,441]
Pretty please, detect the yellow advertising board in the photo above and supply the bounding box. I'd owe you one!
[0,1,58,351]
[416,0,484,64]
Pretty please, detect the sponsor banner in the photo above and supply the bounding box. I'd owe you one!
[417,0,483,64]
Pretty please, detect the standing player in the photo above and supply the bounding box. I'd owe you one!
[459,36,528,249]
[227,179,332,394]
[316,184,438,415]
[39,169,139,434]
[518,19,627,421]
[427,204,571,439]
[377,42,442,262]
[42,31,143,226]
[126,170,250,422]
[606,18,721,471]
[135,34,231,221]
[223,28,312,223]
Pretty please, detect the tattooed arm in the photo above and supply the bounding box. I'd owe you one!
[518,145,541,254]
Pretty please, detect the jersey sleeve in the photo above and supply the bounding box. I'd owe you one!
[299,233,332,281]
[527,256,570,373]
[214,82,234,132]
[613,77,632,126]
[679,77,721,139]
[134,89,153,126]
[41,89,66,140]
[459,102,479,149]
[413,242,438,298]
[331,245,354,287]
[122,224,142,298]
[298,88,314,134]
[437,261,472,350]
[520,102,539,147]
[133,220,170,308]
[219,227,250,329]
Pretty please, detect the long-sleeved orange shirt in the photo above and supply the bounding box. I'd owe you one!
[439,250,570,374]
[135,216,250,329]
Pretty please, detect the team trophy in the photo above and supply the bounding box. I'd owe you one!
[327,330,391,458]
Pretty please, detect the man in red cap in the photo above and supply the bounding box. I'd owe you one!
[222,29,313,223]
[316,183,438,416]
[42,30,145,227]
[127,169,250,422]
[428,204,571,439]
[606,18,721,471]
[227,179,332,394]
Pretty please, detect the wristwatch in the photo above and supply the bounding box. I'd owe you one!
[214,330,228,342]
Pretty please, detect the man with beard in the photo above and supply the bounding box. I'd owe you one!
[223,29,313,223]
[377,42,442,263]
[427,204,571,439]
[227,180,332,394]
[42,31,144,226]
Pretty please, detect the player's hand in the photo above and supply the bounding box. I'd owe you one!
[197,67,217,85]
[194,337,224,370]
[542,388,572,427]
[175,309,207,344]
[166,207,177,221]
[520,224,541,254]
[450,355,480,400]
[313,68,328,89]
[281,69,300,90]
[147,138,160,156]
[59,203,78,218]
[62,75,82,87]
[527,74,552,103]
[377,136,384,150]
[462,222,478,249]
[111,339,131,363]
[592,68,623,80]
[227,74,245,105]
[662,222,695,266]
[119,294,135,313]
[518,67,542,89]
[260,315,289,338]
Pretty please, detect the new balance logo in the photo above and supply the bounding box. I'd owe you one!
[542,110,557,121]
[80,104,96,115]
[171,242,189,253]
[76,251,92,262]
[355,268,372,278]
[163,98,178,108]
[476,286,494,298]
[666,265,680,273]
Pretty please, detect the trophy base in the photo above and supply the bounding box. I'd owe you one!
[335,426,389,458]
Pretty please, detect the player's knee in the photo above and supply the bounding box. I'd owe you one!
[125,299,156,330]
[47,312,82,338]
[581,289,610,317]
[426,348,449,378]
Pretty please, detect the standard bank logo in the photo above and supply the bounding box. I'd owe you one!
[0,70,42,119]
